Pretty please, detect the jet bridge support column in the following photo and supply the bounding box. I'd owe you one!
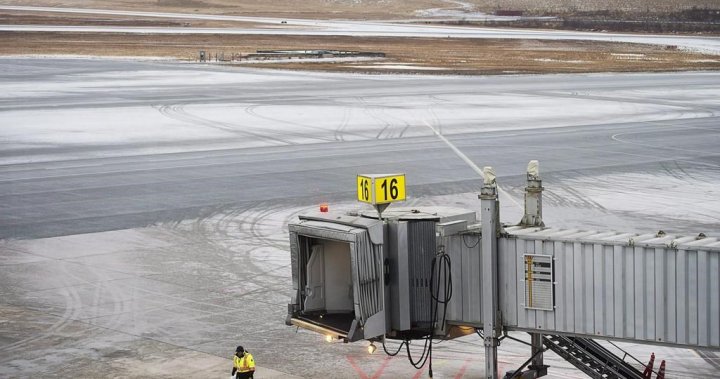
[521,160,548,377]
[529,333,548,376]
[481,167,500,379]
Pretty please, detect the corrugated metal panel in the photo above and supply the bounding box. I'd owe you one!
[407,220,436,327]
[498,236,514,326]
[711,251,720,346]
[443,232,482,325]
[465,233,482,323]
[354,232,383,322]
[555,240,572,333]
[444,234,465,322]
[289,231,300,292]
[498,228,720,349]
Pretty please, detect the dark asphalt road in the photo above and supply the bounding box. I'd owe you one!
[1,59,719,239]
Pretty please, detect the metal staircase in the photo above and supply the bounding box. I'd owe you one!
[543,335,647,379]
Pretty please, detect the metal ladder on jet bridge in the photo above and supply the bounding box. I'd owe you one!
[543,335,647,379]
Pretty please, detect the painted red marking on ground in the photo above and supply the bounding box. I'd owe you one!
[454,358,472,379]
[347,356,369,379]
[347,355,393,379]
[371,356,392,379]
[412,366,427,379]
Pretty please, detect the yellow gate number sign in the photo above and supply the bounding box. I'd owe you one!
[357,174,406,205]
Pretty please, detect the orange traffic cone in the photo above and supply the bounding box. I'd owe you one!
[642,353,655,379]
[656,360,666,379]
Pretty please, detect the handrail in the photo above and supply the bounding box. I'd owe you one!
[543,335,651,379]
[606,340,659,376]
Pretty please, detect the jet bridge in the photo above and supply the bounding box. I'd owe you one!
[286,213,386,342]
[286,161,720,378]
[442,218,720,348]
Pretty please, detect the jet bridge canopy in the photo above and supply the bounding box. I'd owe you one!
[287,212,386,342]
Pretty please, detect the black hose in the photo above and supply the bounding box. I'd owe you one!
[405,337,431,368]
[382,339,405,356]
[386,247,453,379]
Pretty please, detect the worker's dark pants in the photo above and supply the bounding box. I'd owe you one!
[236,372,253,379]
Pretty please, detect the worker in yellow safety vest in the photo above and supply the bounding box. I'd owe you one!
[231,345,255,379]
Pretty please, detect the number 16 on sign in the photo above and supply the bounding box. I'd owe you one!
[357,174,406,205]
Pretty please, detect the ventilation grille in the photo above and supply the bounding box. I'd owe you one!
[407,220,436,328]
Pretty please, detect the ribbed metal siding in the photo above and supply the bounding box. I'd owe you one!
[289,231,300,292]
[501,229,720,349]
[354,232,383,322]
[407,220,436,328]
[444,232,483,325]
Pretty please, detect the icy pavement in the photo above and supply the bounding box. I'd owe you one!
[1,58,719,377]
[1,59,718,165]
[1,196,718,377]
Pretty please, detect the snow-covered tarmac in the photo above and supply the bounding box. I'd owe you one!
[1,58,719,377]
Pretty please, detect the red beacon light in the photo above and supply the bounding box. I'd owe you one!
[319,203,329,212]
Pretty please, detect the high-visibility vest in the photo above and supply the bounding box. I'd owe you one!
[234,352,255,373]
